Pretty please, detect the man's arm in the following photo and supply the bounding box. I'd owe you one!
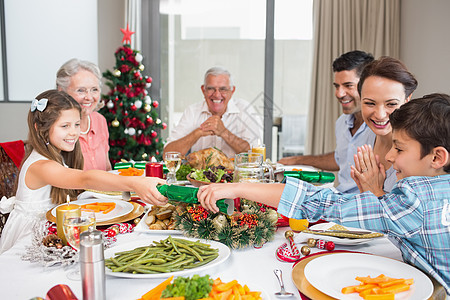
[219,128,250,154]
[278,151,339,171]
[163,128,207,156]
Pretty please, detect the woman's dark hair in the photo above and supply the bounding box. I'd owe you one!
[390,93,450,173]
[332,50,374,77]
[357,56,418,98]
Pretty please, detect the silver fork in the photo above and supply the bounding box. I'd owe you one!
[274,269,294,298]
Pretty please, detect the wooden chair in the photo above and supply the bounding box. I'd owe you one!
[0,141,24,237]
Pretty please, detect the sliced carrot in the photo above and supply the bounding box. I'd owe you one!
[355,284,377,292]
[342,284,361,294]
[356,274,390,284]
[364,294,395,300]
[140,275,174,300]
[379,283,411,294]
[102,204,116,214]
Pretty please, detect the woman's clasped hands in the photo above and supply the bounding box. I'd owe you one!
[351,144,386,197]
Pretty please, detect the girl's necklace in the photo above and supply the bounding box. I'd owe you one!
[80,115,91,135]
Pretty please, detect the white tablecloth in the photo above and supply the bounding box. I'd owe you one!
[0,226,402,300]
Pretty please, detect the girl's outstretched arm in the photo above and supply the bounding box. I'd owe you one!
[27,160,168,205]
[197,182,285,213]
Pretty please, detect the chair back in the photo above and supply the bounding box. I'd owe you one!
[0,141,24,237]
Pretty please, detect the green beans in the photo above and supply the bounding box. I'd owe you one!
[105,236,220,274]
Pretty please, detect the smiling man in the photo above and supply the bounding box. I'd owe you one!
[279,50,375,193]
[164,67,262,158]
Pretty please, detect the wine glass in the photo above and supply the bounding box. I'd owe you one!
[164,151,181,184]
[63,210,96,280]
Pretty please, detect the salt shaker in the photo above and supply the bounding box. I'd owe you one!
[80,229,106,300]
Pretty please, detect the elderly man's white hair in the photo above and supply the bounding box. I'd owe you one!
[203,66,234,88]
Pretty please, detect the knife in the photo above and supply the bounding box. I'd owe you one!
[306,229,373,235]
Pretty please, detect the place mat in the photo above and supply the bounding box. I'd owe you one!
[302,224,383,239]
[291,251,445,300]
[46,202,144,226]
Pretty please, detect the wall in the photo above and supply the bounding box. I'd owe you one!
[2,1,450,142]
[400,0,450,97]
[0,0,99,142]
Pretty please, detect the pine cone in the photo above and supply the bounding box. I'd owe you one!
[42,234,63,249]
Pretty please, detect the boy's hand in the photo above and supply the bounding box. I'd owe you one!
[351,145,386,197]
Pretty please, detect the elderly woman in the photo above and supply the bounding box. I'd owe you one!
[56,59,111,171]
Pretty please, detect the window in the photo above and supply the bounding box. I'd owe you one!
[147,0,313,159]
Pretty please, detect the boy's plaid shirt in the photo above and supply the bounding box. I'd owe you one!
[279,175,450,294]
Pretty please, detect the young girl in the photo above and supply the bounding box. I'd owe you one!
[0,90,167,254]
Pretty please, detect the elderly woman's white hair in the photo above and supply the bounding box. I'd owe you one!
[203,66,234,88]
[56,58,102,91]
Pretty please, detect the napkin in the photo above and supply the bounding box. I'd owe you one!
[302,223,383,239]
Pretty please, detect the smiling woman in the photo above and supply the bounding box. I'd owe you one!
[355,57,418,192]
[56,59,112,171]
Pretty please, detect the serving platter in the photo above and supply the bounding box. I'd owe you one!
[133,207,182,235]
[304,253,433,300]
[104,235,231,279]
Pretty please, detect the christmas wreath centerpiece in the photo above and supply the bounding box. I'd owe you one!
[173,199,278,249]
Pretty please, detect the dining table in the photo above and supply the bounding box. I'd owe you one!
[0,165,446,300]
[1,217,427,300]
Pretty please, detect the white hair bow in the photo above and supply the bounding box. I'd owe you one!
[30,98,48,112]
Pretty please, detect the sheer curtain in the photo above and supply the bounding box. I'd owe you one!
[125,0,142,50]
[306,0,400,155]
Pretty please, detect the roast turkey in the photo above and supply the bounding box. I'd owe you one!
[186,147,234,170]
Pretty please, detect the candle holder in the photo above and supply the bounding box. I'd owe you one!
[56,203,80,246]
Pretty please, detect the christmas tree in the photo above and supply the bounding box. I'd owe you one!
[100,25,166,165]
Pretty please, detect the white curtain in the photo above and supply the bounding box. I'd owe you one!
[306,0,400,155]
[125,0,142,51]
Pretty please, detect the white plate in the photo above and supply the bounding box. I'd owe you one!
[297,222,384,245]
[304,253,433,300]
[104,235,231,279]
[51,199,134,222]
[134,207,182,235]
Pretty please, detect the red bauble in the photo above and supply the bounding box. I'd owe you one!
[146,77,153,83]
[151,131,158,138]
[156,150,160,155]
[325,241,335,251]
[162,122,167,129]
[130,104,137,111]
[152,100,159,108]
[155,138,159,143]
[146,117,154,124]
[119,102,123,107]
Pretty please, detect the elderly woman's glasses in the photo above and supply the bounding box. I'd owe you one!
[74,87,100,97]
[205,86,232,95]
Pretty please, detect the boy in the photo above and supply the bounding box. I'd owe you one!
[198,93,450,293]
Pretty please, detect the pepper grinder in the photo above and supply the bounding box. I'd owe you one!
[80,229,106,300]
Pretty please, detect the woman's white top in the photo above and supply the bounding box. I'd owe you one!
[0,150,54,254]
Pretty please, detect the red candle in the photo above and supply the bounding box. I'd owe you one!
[145,162,163,178]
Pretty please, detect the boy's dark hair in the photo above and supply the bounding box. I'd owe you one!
[332,50,374,77]
[390,93,450,172]
[357,56,418,98]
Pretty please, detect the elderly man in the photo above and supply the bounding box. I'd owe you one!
[279,50,375,193]
[164,66,263,158]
